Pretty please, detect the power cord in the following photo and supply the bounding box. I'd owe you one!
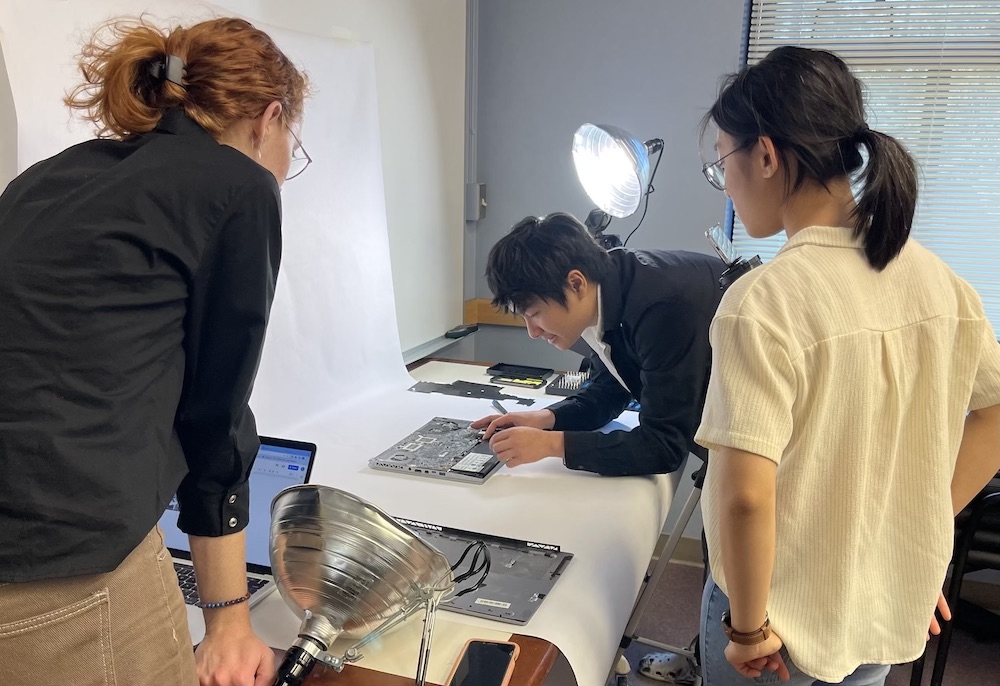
[623,144,664,247]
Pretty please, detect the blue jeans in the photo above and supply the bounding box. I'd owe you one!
[699,575,891,686]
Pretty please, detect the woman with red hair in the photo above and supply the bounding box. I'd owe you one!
[0,17,310,686]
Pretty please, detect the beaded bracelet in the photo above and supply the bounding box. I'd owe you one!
[200,591,252,610]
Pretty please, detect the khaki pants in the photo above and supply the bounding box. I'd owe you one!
[0,526,198,686]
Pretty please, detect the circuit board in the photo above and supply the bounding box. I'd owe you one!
[369,417,501,483]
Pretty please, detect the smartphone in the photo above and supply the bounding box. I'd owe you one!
[705,223,741,265]
[444,639,519,686]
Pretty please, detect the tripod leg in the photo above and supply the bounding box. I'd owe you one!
[607,485,703,684]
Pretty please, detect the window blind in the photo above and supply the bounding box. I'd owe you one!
[733,0,1000,334]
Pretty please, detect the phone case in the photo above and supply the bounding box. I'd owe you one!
[444,638,520,686]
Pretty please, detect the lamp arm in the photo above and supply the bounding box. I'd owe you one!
[645,142,664,195]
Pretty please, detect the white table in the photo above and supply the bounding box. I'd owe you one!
[228,359,676,686]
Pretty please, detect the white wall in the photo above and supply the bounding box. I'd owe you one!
[0,50,17,188]
[467,0,747,540]
[0,44,15,187]
[471,0,744,300]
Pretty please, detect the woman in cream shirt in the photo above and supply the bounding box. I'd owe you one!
[695,46,1000,685]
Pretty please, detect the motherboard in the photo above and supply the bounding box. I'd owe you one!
[368,417,503,483]
[378,417,482,468]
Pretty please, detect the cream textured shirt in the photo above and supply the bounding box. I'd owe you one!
[696,226,1000,682]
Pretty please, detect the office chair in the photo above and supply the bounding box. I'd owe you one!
[910,473,1000,686]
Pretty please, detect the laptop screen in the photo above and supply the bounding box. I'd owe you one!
[158,438,315,572]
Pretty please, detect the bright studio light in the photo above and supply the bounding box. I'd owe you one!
[572,124,662,219]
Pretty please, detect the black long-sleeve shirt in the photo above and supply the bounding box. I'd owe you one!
[549,249,724,476]
[0,109,281,582]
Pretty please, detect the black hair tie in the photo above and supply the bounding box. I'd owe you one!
[853,123,872,143]
[148,54,187,88]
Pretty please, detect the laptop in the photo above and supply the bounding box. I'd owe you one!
[157,436,317,617]
[369,417,502,484]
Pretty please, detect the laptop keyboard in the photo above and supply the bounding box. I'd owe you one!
[173,562,269,607]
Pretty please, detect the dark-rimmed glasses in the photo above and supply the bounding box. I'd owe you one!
[286,125,312,181]
[702,144,748,191]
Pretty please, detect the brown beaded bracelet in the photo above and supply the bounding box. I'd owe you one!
[199,591,252,610]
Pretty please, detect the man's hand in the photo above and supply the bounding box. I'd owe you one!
[196,621,276,686]
[928,591,952,639]
[489,426,564,468]
[471,409,555,440]
[724,632,790,681]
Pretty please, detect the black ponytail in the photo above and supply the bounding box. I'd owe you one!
[706,46,919,271]
[852,129,917,270]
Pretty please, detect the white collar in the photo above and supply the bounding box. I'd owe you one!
[588,284,604,336]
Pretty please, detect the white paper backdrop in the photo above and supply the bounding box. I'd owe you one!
[0,0,411,437]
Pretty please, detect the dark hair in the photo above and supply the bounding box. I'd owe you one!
[66,16,309,140]
[486,212,611,313]
[704,46,917,271]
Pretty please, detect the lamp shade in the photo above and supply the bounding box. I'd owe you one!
[269,485,453,644]
[268,485,455,686]
[572,123,653,218]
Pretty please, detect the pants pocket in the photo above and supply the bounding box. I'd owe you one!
[0,589,115,686]
[152,525,170,562]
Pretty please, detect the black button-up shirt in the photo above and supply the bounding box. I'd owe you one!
[549,248,724,476]
[0,110,281,582]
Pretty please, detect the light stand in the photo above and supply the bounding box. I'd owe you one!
[609,463,706,686]
[584,208,621,250]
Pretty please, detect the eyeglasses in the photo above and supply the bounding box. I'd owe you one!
[701,144,748,192]
[285,125,312,181]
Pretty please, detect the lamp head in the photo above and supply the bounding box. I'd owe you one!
[572,123,663,218]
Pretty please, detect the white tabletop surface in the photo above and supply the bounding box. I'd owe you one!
[191,359,675,686]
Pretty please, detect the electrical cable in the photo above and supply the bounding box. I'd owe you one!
[449,540,491,598]
[623,145,664,247]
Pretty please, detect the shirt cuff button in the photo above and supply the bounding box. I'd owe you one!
[228,517,238,528]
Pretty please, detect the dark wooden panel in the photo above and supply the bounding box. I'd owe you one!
[272,634,560,686]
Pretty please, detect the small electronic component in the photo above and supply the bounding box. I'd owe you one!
[450,451,494,475]
[489,375,546,389]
